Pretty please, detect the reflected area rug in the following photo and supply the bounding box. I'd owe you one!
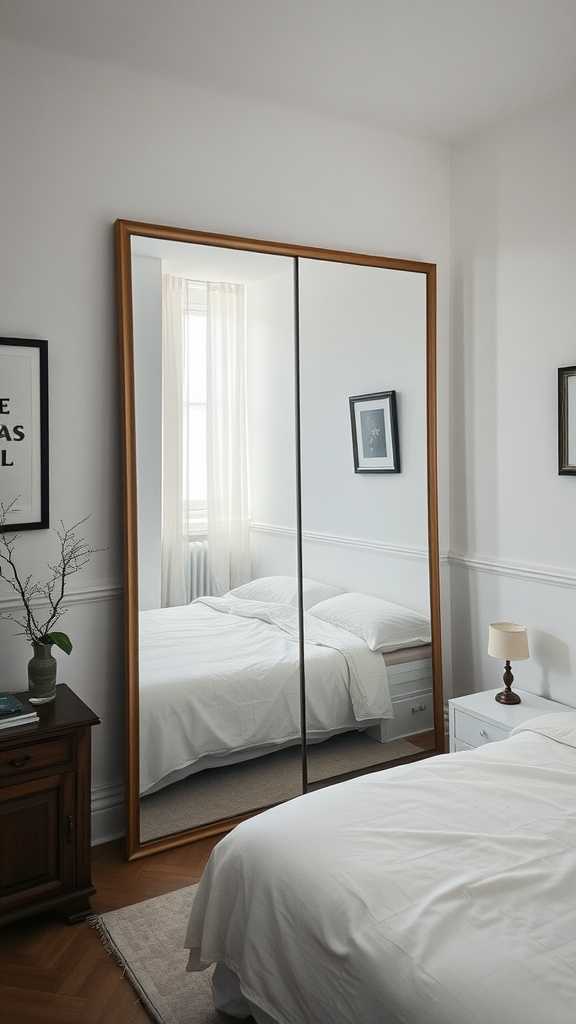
[140,731,428,842]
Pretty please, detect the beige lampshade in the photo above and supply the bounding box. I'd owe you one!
[488,622,529,661]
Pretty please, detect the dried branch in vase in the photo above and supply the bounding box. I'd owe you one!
[0,497,100,655]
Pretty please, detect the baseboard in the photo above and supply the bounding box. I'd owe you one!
[91,781,125,846]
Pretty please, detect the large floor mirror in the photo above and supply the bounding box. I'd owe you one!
[117,221,443,859]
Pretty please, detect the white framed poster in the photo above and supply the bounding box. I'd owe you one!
[0,338,49,530]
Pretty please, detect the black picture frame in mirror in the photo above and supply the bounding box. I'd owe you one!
[349,390,400,474]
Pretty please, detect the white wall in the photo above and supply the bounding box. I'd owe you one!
[298,260,429,612]
[0,38,451,842]
[450,92,576,707]
[247,267,299,579]
[132,254,162,610]
[300,261,427,546]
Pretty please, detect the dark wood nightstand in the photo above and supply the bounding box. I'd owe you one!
[0,684,100,926]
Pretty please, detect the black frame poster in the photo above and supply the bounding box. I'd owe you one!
[0,338,49,530]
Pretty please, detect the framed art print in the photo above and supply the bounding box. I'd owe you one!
[349,390,400,473]
[558,365,576,475]
[0,338,49,530]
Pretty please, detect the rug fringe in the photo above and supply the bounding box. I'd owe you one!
[91,915,129,979]
[91,913,168,1022]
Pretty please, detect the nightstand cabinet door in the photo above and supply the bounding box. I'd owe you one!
[0,772,75,916]
[0,686,100,927]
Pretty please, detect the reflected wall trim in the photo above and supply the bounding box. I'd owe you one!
[252,522,432,562]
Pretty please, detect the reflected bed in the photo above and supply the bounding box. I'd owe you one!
[139,594,431,796]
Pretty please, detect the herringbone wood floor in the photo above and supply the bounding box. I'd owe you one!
[0,836,219,1023]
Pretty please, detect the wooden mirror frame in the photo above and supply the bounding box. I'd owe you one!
[116,219,444,860]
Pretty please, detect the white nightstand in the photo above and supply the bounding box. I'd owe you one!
[449,688,574,752]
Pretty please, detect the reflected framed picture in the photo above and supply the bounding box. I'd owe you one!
[558,365,576,475]
[349,390,400,474]
[0,338,49,530]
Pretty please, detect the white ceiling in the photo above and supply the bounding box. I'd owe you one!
[2,0,576,139]
[132,236,291,284]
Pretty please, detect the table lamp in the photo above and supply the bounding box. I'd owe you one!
[488,622,530,704]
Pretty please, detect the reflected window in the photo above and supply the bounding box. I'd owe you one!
[161,273,250,602]
[183,295,208,537]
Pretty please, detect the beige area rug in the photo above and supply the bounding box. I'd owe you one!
[141,731,428,842]
[96,883,240,1023]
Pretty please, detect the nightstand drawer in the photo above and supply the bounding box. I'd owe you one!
[0,736,73,781]
[391,692,433,737]
[367,690,433,744]
[454,710,508,748]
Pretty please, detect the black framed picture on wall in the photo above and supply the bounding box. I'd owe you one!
[0,338,49,530]
[349,390,400,473]
[558,365,576,476]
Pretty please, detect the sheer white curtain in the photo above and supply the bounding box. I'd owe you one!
[206,282,251,594]
[161,274,191,607]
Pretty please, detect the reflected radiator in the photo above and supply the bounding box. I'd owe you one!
[189,539,209,600]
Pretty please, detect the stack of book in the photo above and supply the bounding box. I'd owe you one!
[0,693,39,730]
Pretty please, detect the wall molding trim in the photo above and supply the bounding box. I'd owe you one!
[91,780,125,846]
[251,521,449,562]
[4,556,569,603]
[0,579,122,614]
[17,550,569,853]
[449,552,576,590]
[53,553,575,850]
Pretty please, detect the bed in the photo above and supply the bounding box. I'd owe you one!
[185,712,576,1024]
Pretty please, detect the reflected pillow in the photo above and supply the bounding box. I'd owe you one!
[228,576,343,610]
[309,592,431,652]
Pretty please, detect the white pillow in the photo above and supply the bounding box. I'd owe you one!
[228,576,342,610]
[512,712,576,749]
[309,592,431,652]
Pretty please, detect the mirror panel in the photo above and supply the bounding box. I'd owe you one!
[298,258,434,786]
[130,236,302,844]
[119,221,443,858]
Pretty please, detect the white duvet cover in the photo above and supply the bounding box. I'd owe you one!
[185,713,576,1024]
[139,596,393,795]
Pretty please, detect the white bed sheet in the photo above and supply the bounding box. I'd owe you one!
[139,596,393,795]
[185,714,576,1024]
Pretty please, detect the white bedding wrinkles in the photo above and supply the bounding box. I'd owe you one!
[185,720,576,1024]
[139,597,392,795]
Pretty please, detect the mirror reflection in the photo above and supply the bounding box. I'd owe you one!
[298,259,434,786]
[128,230,438,849]
[132,238,302,842]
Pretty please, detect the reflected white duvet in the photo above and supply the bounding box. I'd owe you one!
[185,713,576,1024]
[139,596,393,795]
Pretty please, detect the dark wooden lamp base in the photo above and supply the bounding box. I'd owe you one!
[495,660,521,705]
